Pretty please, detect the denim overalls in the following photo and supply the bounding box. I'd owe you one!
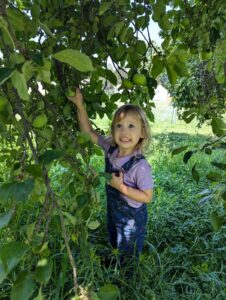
[105,146,148,258]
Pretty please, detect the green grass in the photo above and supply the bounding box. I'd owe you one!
[0,118,225,300]
[85,118,225,300]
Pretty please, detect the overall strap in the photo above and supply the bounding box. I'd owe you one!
[105,145,145,173]
[121,154,145,173]
[107,145,118,156]
[105,145,118,172]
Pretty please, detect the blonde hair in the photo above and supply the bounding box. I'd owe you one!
[110,104,151,153]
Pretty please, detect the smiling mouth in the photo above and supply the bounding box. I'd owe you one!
[120,139,131,143]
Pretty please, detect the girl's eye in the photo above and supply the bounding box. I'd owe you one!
[116,124,122,128]
[129,124,135,128]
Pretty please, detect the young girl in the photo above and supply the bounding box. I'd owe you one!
[68,88,153,260]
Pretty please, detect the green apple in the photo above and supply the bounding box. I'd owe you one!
[122,79,134,89]
[32,113,48,128]
[67,88,75,97]
[132,73,147,86]
[182,18,190,27]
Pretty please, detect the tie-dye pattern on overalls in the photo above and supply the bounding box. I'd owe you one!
[105,146,148,258]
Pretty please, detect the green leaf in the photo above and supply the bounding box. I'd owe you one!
[62,211,76,226]
[0,209,14,229]
[171,146,188,156]
[192,164,200,183]
[211,117,226,137]
[87,220,100,230]
[11,271,35,300]
[37,20,55,38]
[161,36,170,49]
[211,162,226,170]
[151,56,165,78]
[77,132,91,145]
[36,59,52,84]
[0,242,28,284]
[136,16,146,29]
[0,68,15,85]
[98,2,112,16]
[158,15,171,30]
[25,222,36,240]
[0,16,15,48]
[174,60,189,77]
[53,49,95,72]
[206,172,222,182]
[114,21,124,36]
[152,0,165,21]
[33,287,45,300]
[11,70,29,101]
[25,164,43,178]
[22,61,35,81]
[115,45,127,60]
[210,211,223,231]
[221,190,226,201]
[98,284,120,300]
[204,147,212,155]
[7,7,28,32]
[119,26,129,43]
[183,113,196,124]
[146,109,155,122]
[35,258,53,285]
[166,63,178,85]
[183,151,194,164]
[105,69,118,86]
[0,179,34,204]
[135,40,146,55]
[110,93,121,102]
[39,150,63,165]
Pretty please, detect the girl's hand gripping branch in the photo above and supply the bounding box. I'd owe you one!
[67,87,83,107]
[67,87,100,144]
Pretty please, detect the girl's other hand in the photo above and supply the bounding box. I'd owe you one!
[67,87,83,107]
[109,172,124,191]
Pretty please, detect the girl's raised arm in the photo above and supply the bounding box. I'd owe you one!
[67,88,100,144]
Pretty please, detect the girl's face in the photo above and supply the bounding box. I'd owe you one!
[113,112,144,156]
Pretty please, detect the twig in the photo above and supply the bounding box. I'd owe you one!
[54,198,78,293]
[201,134,226,151]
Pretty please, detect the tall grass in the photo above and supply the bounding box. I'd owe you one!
[85,118,225,300]
[0,118,225,300]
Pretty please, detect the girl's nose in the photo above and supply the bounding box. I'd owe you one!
[120,126,127,133]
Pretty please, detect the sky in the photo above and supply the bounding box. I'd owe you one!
[141,19,163,46]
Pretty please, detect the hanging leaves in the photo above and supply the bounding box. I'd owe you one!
[0,209,14,229]
[10,272,35,300]
[0,179,34,204]
[0,242,28,284]
[11,70,29,101]
[0,68,15,85]
[52,49,95,72]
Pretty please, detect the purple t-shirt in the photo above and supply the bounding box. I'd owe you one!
[98,135,153,208]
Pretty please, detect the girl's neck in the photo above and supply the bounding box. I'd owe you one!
[117,147,138,158]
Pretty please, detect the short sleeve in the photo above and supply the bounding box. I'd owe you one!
[97,135,112,154]
[135,160,154,191]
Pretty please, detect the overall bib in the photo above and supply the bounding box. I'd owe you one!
[105,146,148,258]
